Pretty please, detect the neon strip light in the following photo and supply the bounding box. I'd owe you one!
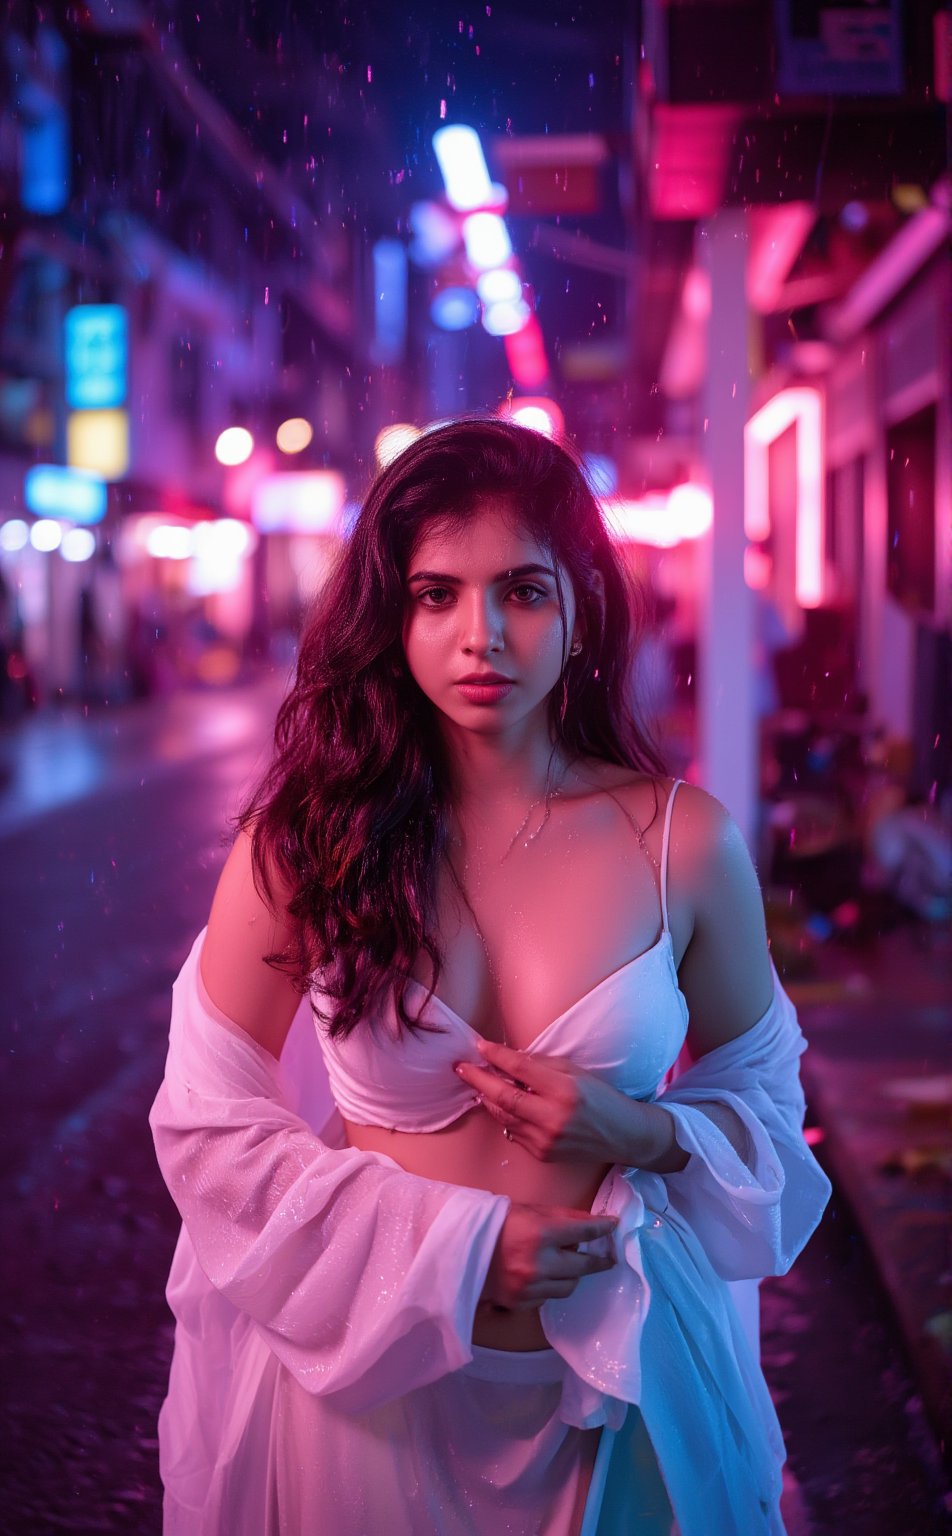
[599,486,712,547]
[744,387,824,607]
[503,314,548,387]
[462,212,512,271]
[432,126,495,212]
[432,123,550,376]
[25,463,107,524]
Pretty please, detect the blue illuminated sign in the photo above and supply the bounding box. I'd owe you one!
[25,465,107,525]
[22,109,70,215]
[372,239,408,364]
[65,305,128,410]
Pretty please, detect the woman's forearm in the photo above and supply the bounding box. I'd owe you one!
[607,1097,690,1172]
[610,1097,750,1174]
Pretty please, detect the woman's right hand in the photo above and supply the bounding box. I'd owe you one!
[481,1203,618,1311]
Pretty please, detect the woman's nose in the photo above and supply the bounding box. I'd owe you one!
[461,591,503,652]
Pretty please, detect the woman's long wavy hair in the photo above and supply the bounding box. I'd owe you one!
[241,417,667,1036]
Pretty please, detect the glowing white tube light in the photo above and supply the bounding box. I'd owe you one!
[482,298,531,336]
[462,212,512,272]
[476,269,523,305]
[599,485,713,547]
[432,125,495,212]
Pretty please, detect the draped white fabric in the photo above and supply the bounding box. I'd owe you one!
[150,933,830,1535]
[150,932,510,1530]
[541,963,832,1532]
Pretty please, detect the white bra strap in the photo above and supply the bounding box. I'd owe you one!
[659,779,683,934]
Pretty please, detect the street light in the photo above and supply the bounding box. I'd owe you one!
[214,427,254,466]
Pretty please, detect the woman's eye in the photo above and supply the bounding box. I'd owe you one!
[414,583,545,607]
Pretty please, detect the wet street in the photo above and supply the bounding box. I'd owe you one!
[1,683,949,1535]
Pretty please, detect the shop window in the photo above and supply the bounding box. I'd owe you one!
[886,405,936,618]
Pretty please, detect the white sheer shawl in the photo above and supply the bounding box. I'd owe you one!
[150,931,830,1535]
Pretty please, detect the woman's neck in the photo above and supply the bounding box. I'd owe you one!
[441,721,571,824]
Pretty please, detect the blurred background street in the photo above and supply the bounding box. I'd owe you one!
[1,685,949,1534]
[1,0,950,1531]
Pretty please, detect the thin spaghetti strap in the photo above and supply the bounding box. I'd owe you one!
[660,779,683,934]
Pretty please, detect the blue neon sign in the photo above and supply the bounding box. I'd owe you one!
[65,305,128,409]
[25,464,107,525]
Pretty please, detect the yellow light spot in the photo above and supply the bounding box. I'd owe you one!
[276,417,313,454]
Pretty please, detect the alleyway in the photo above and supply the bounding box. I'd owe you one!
[1,683,948,1534]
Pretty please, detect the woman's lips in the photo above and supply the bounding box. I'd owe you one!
[455,680,515,704]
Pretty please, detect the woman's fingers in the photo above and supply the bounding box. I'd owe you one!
[545,1212,618,1248]
[484,1203,618,1310]
[474,1037,552,1088]
[537,1212,617,1284]
[519,1250,615,1307]
[454,1060,545,1123]
[542,1246,615,1280]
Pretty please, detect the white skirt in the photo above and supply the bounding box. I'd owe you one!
[162,1324,675,1535]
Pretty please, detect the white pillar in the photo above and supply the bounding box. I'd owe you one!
[698,212,756,849]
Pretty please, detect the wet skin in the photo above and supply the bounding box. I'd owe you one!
[345,505,681,1348]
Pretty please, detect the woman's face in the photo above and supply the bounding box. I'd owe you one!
[402,500,578,740]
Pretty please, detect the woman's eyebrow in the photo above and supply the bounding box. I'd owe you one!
[407,562,557,584]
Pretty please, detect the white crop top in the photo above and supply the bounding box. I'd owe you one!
[313,780,689,1131]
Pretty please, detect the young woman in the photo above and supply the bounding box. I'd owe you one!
[151,418,830,1535]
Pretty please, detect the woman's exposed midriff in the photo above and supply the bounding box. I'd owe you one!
[344,1109,612,1350]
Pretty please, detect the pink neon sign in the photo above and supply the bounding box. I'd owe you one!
[600,484,713,547]
[744,387,824,608]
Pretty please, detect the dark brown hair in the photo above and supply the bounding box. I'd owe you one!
[241,417,666,1035]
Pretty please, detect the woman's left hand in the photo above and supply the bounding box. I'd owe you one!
[455,1040,655,1165]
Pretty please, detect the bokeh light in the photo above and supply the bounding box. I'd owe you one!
[30,518,63,552]
[214,427,254,466]
[503,398,565,438]
[276,418,313,455]
[0,519,30,553]
[145,524,193,560]
[374,423,421,468]
[60,527,97,562]
[430,287,479,331]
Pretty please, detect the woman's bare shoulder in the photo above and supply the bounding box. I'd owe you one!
[664,779,733,845]
[570,761,682,832]
[666,787,774,1044]
[201,828,303,1057]
[571,761,733,843]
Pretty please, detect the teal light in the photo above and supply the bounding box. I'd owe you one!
[65,305,128,409]
[25,465,107,525]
